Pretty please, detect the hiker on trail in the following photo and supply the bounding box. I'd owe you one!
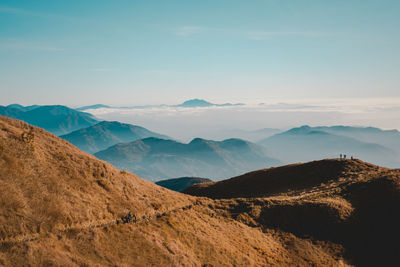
[340,154,342,159]
[351,156,354,160]
[344,155,347,159]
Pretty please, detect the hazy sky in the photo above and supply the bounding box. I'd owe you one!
[1,0,399,106]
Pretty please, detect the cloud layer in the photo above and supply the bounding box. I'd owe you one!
[85,98,400,142]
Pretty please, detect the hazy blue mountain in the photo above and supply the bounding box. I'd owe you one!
[0,105,98,135]
[76,104,111,111]
[312,126,400,154]
[60,121,170,154]
[177,99,244,108]
[259,125,398,167]
[155,177,212,192]
[178,99,213,107]
[94,137,281,181]
[0,106,24,118]
[6,104,40,111]
[212,128,282,142]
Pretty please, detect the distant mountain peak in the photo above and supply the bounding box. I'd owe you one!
[0,104,98,135]
[7,104,24,109]
[179,99,213,107]
[177,99,244,108]
[60,122,170,154]
[189,137,209,143]
[76,104,111,111]
[286,125,312,134]
[6,104,40,111]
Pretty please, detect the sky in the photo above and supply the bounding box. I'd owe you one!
[1,0,399,106]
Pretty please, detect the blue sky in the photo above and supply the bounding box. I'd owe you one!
[1,0,399,106]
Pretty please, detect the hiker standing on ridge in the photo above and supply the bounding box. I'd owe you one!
[340,154,342,159]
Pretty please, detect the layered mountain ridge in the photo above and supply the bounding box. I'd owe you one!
[94,137,281,181]
[60,121,169,154]
[0,105,98,135]
[258,125,399,167]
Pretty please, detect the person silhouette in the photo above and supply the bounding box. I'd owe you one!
[340,154,342,159]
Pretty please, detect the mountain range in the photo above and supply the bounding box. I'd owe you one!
[312,125,400,154]
[176,98,244,108]
[258,125,399,168]
[94,137,281,181]
[6,104,41,111]
[75,99,244,111]
[60,121,169,154]
[0,105,98,135]
[76,104,111,111]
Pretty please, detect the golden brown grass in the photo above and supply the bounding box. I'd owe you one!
[186,158,400,266]
[0,115,349,266]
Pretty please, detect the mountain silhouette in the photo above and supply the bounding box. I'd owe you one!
[0,105,98,135]
[6,104,40,111]
[94,137,281,181]
[258,125,398,167]
[178,99,214,107]
[60,121,170,154]
[76,104,111,111]
[177,98,244,108]
[312,125,400,155]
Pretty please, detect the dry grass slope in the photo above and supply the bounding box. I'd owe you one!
[185,158,400,266]
[0,115,348,266]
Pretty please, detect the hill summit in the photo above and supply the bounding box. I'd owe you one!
[185,158,400,266]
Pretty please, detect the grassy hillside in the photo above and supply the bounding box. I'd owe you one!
[0,115,346,266]
[185,158,400,266]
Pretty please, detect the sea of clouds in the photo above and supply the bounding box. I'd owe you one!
[85,98,400,142]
